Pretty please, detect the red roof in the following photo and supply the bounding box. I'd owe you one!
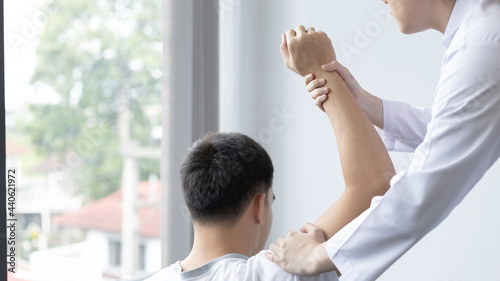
[54,181,161,238]
[30,150,81,172]
[6,139,30,156]
[7,260,30,281]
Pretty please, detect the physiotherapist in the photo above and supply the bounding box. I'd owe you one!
[267,0,500,280]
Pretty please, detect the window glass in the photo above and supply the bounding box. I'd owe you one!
[5,0,162,279]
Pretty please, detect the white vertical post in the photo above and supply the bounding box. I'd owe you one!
[38,209,51,251]
[121,156,139,277]
[148,174,158,202]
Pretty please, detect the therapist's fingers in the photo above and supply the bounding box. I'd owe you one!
[314,95,328,112]
[307,78,327,92]
[299,222,317,233]
[311,87,330,99]
[276,236,285,247]
[307,27,316,33]
[268,243,282,256]
[304,73,315,86]
[286,230,299,239]
[315,94,328,106]
[264,251,280,263]
[323,60,363,95]
[323,60,356,85]
[296,25,307,35]
[322,60,342,72]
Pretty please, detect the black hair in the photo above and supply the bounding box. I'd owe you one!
[180,132,274,225]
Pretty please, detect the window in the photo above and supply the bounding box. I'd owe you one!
[108,240,145,271]
[138,244,146,272]
[5,0,162,279]
[109,241,121,268]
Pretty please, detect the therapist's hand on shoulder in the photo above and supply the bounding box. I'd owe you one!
[305,60,367,112]
[265,223,338,276]
[280,25,336,77]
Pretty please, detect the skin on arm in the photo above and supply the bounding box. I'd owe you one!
[284,25,395,239]
[265,26,395,275]
[311,67,393,239]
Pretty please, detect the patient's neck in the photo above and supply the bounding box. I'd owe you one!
[180,219,258,271]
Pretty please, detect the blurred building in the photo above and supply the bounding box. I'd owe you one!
[28,181,162,281]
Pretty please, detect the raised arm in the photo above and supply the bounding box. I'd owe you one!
[266,26,395,275]
[282,26,395,238]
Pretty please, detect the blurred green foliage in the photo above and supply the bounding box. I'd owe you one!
[24,0,162,201]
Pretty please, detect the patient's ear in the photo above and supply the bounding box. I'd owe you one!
[252,193,266,224]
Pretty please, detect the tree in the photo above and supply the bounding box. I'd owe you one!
[24,0,162,201]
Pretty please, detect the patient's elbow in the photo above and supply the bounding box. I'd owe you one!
[377,171,395,196]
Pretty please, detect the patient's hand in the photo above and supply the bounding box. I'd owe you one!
[265,223,337,276]
[280,26,336,77]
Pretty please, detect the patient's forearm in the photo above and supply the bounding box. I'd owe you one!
[313,70,395,239]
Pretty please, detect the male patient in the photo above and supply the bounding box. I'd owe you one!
[146,26,395,281]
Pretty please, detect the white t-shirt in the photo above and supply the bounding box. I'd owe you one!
[145,251,338,281]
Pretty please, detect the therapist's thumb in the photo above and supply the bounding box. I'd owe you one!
[299,222,317,233]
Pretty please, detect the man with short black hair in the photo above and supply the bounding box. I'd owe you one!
[146,25,396,281]
[180,132,274,228]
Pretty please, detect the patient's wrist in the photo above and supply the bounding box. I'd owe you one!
[309,65,329,78]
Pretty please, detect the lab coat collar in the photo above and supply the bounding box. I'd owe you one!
[442,0,477,49]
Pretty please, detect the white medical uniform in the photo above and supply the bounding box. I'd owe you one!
[145,251,338,281]
[326,0,500,280]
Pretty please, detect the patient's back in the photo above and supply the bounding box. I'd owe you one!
[145,251,338,281]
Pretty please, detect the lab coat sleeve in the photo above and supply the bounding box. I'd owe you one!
[325,40,500,280]
[376,100,432,153]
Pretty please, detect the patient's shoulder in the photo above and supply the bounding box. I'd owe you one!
[145,252,338,281]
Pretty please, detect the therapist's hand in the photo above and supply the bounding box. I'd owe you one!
[265,223,338,276]
[280,26,336,77]
[305,60,367,112]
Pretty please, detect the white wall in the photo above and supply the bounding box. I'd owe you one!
[86,230,111,272]
[30,240,102,281]
[219,0,500,279]
[145,238,162,273]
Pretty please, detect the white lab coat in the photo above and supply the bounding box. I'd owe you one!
[325,0,500,280]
